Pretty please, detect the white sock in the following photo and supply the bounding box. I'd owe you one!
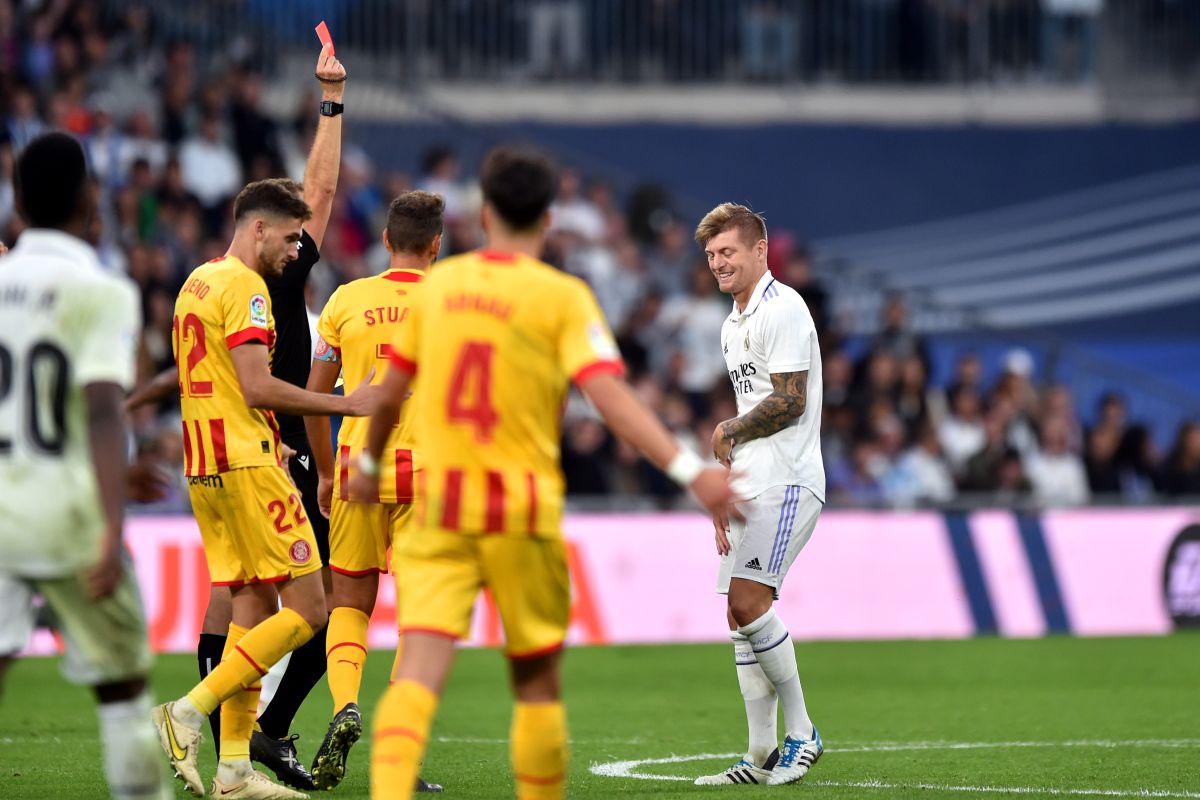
[216,758,253,785]
[174,696,205,727]
[97,692,173,800]
[738,608,814,740]
[731,630,778,767]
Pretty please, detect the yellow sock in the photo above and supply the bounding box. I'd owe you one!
[327,607,370,714]
[215,623,255,761]
[187,608,313,715]
[511,701,569,800]
[371,680,437,800]
[389,639,403,683]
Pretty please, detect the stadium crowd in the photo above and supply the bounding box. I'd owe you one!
[2,0,1197,512]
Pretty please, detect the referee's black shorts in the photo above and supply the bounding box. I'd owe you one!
[286,438,330,567]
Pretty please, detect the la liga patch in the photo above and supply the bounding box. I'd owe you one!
[250,294,269,328]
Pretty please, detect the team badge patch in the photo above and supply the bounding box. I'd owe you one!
[250,294,269,328]
[587,321,620,359]
[314,336,338,362]
[290,540,312,564]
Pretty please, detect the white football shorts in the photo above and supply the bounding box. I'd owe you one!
[717,484,821,598]
[0,563,153,685]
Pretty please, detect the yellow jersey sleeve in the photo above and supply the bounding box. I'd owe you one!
[222,268,272,349]
[557,279,625,384]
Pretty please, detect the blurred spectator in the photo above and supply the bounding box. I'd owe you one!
[417,145,469,224]
[884,423,956,506]
[1025,417,1090,506]
[871,294,929,369]
[1041,0,1100,82]
[7,84,46,151]
[961,409,1015,493]
[179,114,241,211]
[939,386,986,474]
[1085,424,1122,496]
[561,418,613,495]
[656,264,730,415]
[1115,424,1160,500]
[1159,422,1200,497]
[741,1,801,81]
[529,0,586,78]
[644,218,695,299]
[549,167,605,242]
[948,351,985,397]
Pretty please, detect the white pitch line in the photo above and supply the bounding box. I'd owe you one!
[590,741,1200,796]
[809,780,1200,798]
[436,735,644,745]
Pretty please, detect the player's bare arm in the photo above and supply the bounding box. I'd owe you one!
[348,365,410,501]
[712,369,808,465]
[84,382,129,599]
[230,341,377,417]
[303,347,342,517]
[302,43,346,249]
[124,365,180,411]
[578,371,738,519]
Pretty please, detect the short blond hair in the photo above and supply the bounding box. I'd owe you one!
[694,202,768,248]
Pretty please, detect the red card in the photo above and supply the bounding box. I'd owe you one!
[315,21,334,55]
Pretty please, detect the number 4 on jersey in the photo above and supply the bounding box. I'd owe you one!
[447,341,499,443]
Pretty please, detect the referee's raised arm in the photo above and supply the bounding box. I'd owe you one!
[302,42,346,250]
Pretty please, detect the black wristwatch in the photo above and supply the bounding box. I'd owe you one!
[319,100,344,117]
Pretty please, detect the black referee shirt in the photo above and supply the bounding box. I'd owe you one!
[264,229,320,449]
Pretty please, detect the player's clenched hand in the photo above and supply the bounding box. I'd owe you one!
[690,466,741,524]
[85,534,124,599]
[711,422,734,468]
[713,511,731,556]
[315,42,346,99]
[317,474,333,518]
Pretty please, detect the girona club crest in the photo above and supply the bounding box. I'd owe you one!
[290,540,312,565]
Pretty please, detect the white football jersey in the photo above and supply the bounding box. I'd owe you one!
[0,230,139,577]
[720,271,825,502]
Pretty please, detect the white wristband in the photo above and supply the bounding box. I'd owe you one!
[665,448,704,487]
[358,451,380,478]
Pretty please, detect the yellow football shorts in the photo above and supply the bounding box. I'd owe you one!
[189,466,321,586]
[394,527,570,659]
[329,496,413,576]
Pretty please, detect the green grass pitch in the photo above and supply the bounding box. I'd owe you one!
[2,635,1198,798]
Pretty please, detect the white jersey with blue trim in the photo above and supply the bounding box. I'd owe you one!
[720,271,825,502]
[0,230,140,577]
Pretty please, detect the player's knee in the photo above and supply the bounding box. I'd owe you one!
[728,589,773,628]
[509,652,562,703]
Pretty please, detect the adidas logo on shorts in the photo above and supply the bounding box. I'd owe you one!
[745,557,762,571]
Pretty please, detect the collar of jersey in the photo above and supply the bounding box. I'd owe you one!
[11,228,101,271]
[732,271,776,320]
[476,249,521,264]
[382,268,425,283]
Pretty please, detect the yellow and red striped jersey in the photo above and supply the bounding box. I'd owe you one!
[173,257,281,476]
[315,267,424,504]
[389,250,624,538]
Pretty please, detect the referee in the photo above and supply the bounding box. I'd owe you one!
[126,42,348,790]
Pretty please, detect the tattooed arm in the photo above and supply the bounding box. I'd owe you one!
[710,370,808,465]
